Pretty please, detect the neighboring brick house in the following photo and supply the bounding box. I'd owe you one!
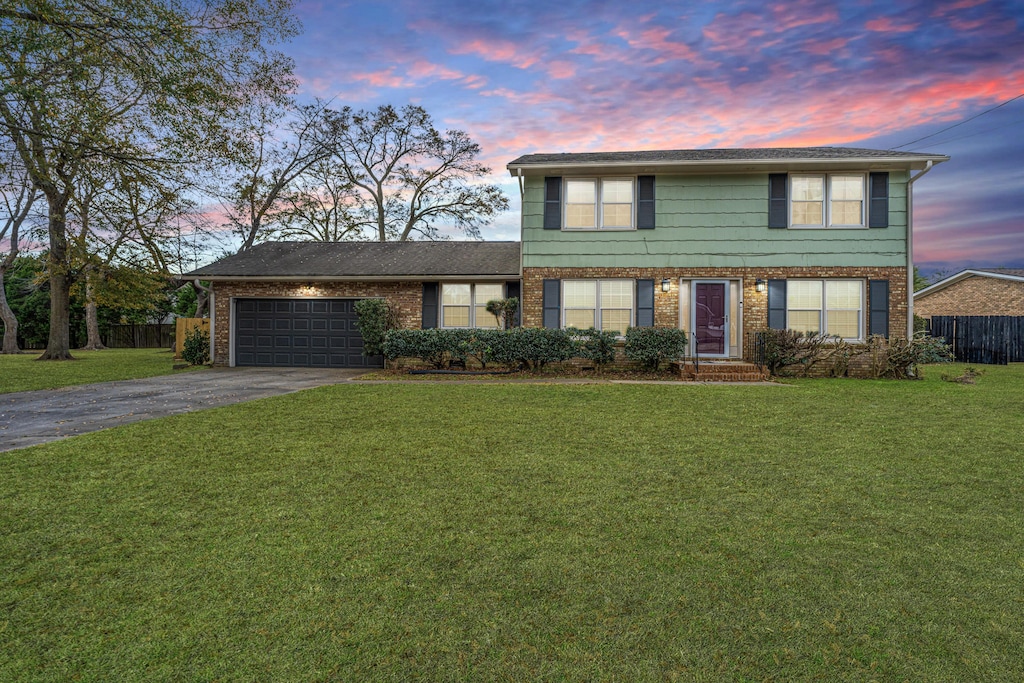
[186,241,521,367]
[507,147,947,360]
[914,269,1024,318]
[187,146,948,369]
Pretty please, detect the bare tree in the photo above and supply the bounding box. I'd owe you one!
[325,104,509,241]
[0,160,39,353]
[276,157,362,242]
[223,100,334,251]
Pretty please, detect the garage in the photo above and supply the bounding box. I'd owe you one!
[233,298,383,368]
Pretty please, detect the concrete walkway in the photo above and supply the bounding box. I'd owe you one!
[0,367,367,452]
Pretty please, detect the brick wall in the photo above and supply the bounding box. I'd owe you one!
[210,281,422,365]
[915,276,1024,318]
[522,266,909,359]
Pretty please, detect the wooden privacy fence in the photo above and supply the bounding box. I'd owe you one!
[175,318,210,359]
[928,316,1024,365]
[103,324,174,349]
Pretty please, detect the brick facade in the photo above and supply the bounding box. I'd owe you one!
[915,276,1024,318]
[210,280,423,365]
[522,266,908,360]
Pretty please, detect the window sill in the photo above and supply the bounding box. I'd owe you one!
[787,225,869,230]
[562,227,637,232]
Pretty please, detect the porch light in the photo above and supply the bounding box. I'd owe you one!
[755,278,767,293]
[661,278,671,292]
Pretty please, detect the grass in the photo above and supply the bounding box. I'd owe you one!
[2,363,1022,681]
[0,348,190,394]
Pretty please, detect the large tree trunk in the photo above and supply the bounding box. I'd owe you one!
[80,271,105,350]
[0,265,21,354]
[39,195,75,360]
[193,280,210,318]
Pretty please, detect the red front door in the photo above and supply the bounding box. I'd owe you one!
[695,283,727,355]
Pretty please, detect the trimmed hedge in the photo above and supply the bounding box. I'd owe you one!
[383,327,623,371]
[623,327,688,371]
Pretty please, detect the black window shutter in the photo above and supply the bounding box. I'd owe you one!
[637,176,655,229]
[636,279,654,327]
[869,172,889,228]
[505,280,521,327]
[869,280,890,337]
[768,174,788,229]
[543,177,562,230]
[768,279,787,329]
[421,282,439,329]
[542,279,560,328]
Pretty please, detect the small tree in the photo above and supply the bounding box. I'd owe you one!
[484,297,519,329]
[354,298,398,356]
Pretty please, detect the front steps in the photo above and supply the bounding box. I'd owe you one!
[670,360,770,382]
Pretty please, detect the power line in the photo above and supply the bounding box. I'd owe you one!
[892,92,1024,149]
[906,115,1024,150]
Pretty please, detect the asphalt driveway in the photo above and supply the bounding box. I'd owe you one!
[0,367,367,452]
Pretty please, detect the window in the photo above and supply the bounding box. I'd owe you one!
[564,178,634,229]
[790,174,865,228]
[786,280,864,340]
[562,280,633,333]
[441,283,504,328]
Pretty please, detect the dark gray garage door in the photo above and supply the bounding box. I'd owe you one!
[234,298,383,368]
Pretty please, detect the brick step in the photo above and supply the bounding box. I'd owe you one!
[670,361,769,382]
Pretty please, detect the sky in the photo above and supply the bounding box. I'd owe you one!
[279,0,1024,277]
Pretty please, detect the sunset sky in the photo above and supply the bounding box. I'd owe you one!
[287,0,1024,276]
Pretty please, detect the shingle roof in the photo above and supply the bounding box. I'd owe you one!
[186,241,521,279]
[986,268,1024,278]
[508,146,947,169]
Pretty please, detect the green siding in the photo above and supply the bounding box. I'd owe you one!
[522,172,910,268]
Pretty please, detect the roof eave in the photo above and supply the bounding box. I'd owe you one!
[190,274,522,282]
[914,269,1024,298]
[507,155,950,176]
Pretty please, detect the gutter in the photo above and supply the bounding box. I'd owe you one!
[506,154,950,175]
[906,160,935,338]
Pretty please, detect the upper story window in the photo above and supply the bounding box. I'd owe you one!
[441,283,504,328]
[790,174,866,228]
[564,178,635,230]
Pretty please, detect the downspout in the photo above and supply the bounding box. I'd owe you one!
[516,168,525,246]
[905,160,934,338]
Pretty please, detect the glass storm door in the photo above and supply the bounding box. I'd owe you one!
[694,282,728,356]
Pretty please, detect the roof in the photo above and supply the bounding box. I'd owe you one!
[507,146,949,175]
[914,268,1024,299]
[185,241,521,280]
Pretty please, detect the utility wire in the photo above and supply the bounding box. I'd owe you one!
[892,91,1024,149]
[906,115,1024,150]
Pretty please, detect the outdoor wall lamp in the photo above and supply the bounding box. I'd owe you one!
[755,278,767,293]
[661,278,671,292]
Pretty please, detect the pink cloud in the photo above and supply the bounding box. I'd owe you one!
[864,17,919,32]
[451,38,538,70]
[801,36,852,56]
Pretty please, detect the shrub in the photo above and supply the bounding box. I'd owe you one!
[484,297,520,329]
[568,327,618,368]
[181,326,210,366]
[760,329,850,377]
[381,329,449,368]
[623,327,688,371]
[488,327,575,370]
[879,333,953,379]
[355,298,398,356]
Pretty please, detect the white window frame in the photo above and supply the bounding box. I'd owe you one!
[789,173,867,229]
[440,282,505,329]
[785,279,865,341]
[563,177,636,230]
[561,279,634,333]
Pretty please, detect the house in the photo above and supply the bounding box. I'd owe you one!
[507,147,947,360]
[186,241,521,367]
[914,269,1024,318]
[187,146,947,370]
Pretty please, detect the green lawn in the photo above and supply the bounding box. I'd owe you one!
[2,364,1022,681]
[0,348,188,394]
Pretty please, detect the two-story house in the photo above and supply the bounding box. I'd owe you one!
[508,147,947,359]
[188,147,946,369]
